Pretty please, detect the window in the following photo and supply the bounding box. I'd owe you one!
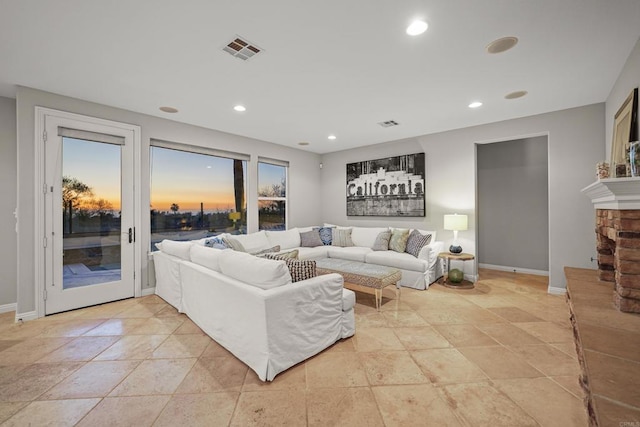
[258,160,288,230]
[150,144,247,250]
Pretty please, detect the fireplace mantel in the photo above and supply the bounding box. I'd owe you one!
[581,177,640,210]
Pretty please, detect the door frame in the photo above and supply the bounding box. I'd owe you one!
[34,107,142,318]
[473,131,551,288]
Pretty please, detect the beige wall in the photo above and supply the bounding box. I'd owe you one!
[320,104,605,290]
[0,96,17,308]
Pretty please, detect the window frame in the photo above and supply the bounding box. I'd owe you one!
[149,140,250,249]
[257,158,289,231]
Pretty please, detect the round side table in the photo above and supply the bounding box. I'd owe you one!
[438,252,475,289]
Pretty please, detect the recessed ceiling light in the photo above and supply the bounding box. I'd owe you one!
[298,142,309,146]
[159,106,178,113]
[233,105,246,112]
[486,36,518,54]
[328,135,337,140]
[406,20,428,36]
[468,101,483,109]
[505,90,528,99]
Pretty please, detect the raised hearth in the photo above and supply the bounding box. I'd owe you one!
[582,178,640,313]
[565,267,640,426]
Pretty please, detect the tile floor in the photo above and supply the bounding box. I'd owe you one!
[0,269,588,426]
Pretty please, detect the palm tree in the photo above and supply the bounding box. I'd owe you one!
[170,203,180,214]
[233,160,245,229]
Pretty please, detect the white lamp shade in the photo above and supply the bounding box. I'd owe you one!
[444,214,468,231]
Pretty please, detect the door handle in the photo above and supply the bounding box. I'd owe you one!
[128,228,133,244]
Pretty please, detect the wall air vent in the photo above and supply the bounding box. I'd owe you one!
[378,120,399,128]
[222,36,262,61]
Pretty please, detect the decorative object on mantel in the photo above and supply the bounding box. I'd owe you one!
[596,162,609,179]
[444,213,468,254]
[630,141,640,177]
[610,88,638,177]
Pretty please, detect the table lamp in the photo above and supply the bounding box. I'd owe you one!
[444,214,468,254]
[229,211,241,228]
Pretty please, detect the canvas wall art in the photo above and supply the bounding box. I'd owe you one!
[346,153,425,217]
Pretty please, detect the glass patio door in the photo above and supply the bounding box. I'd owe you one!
[44,117,135,315]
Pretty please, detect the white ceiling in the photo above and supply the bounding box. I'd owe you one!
[1,0,639,154]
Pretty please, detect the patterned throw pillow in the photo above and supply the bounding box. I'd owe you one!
[285,259,316,282]
[300,230,324,247]
[389,228,409,252]
[261,249,299,260]
[251,245,281,256]
[405,230,432,257]
[204,237,228,250]
[372,230,392,251]
[314,227,334,245]
[331,228,354,247]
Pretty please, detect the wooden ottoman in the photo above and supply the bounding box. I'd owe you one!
[316,258,402,311]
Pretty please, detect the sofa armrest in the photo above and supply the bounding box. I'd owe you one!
[263,273,346,379]
[417,240,444,269]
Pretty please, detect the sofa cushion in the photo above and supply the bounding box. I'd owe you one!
[265,229,301,250]
[332,228,354,247]
[300,230,323,247]
[372,230,392,251]
[218,250,292,289]
[285,259,317,282]
[405,230,432,257]
[158,240,193,260]
[365,250,429,272]
[190,244,225,272]
[224,231,270,254]
[327,246,372,262]
[296,246,330,260]
[351,227,389,248]
[389,228,409,252]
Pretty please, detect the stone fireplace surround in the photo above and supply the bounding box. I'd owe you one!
[582,177,640,313]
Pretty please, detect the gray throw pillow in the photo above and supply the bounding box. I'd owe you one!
[300,230,323,247]
[405,230,432,257]
[372,230,392,251]
[222,236,246,252]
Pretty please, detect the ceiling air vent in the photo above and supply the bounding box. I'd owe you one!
[378,120,399,128]
[222,36,262,61]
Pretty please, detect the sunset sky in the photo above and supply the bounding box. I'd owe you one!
[63,139,284,214]
[150,147,239,212]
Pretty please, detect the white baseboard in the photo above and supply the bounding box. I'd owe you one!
[15,311,38,322]
[0,303,16,314]
[141,287,156,296]
[479,263,549,277]
[548,286,567,295]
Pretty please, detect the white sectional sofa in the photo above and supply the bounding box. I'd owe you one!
[225,225,445,290]
[152,242,355,381]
